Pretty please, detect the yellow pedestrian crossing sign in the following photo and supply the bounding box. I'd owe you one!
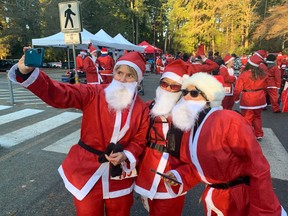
[58,1,82,33]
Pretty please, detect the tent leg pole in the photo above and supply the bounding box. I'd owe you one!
[72,44,79,84]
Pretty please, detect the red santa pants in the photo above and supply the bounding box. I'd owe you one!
[222,96,235,110]
[148,195,186,216]
[241,109,263,137]
[266,88,280,112]
[73,185,133,216]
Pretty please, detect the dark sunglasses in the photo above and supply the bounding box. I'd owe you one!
[160,80,182,91]
[182,88,208,101]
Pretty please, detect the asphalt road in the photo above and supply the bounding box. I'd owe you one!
[0,69,287,215]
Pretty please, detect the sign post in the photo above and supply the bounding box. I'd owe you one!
[58,1,82,84]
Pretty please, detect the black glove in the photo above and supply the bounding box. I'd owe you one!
[110,143,124,177]
[98,143,115,163]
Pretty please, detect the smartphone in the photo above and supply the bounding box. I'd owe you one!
[24,48,44,67]
[150,169,182,185]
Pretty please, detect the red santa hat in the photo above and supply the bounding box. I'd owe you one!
[89,45,97,54]
[182,73,225,107]
[195,43,205,57]
[101,47,108,54]
[114,52,146,83]
[248,54,263,67]
[160,59,188,84]
[224,55,234,65]
[254,50,268,60]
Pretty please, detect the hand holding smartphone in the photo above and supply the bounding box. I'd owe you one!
[24,48,44,67]
[150,169,182,185]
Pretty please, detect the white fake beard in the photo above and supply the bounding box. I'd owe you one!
[104,79,137,112]
[150,87,182,117]
[171,98,207,132]
[91,55,97,63]
[228,67,234,76]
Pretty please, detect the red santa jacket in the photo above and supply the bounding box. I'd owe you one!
[10,68,150,201]
[219,65,236,96]
[97,55,115,76]
[135,112,186,199]
[168,108,285,216]
[233,70,268,109]
[83,56,101,84]
[188,58,219,75]
[267,64,282,89]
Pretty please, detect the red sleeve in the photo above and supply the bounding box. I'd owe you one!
[201,58,219,72]
[219,67,236,83]
[233,72,245,101]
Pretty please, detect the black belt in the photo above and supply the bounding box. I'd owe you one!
[78,139,104,155]
[147,142,168,153]
[242,88,264,92]
[209,176,250,189]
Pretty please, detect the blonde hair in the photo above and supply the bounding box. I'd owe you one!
[114,65,138,79]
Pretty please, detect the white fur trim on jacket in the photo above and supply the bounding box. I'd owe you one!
[8,64,40,88]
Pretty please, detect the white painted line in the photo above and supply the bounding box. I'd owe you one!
[0,108,44,125]
[0,112,82,147]
[261,128,288,181]
[43,129,80,154]
[0,105,12,110]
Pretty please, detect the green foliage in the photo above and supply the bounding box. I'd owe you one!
[0,0,287,59]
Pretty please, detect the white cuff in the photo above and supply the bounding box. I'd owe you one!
[8,64,39,88]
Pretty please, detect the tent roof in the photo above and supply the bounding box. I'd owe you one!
[137,41,162,54]
[94,29,121,49]
[113,33,144,52]
[32,29,111,49]
[95,29,144,52]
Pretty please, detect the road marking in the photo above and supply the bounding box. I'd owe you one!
[43,129,80,154]
[0,112,82,147]
[0,105,12,110]
[0,108,43,125]
[261,128,288,181]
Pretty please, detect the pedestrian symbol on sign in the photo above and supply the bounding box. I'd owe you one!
[59,1,82,33]
[64,4,76,28]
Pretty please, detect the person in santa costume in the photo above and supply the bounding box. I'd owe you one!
[162,72,287,216]
[134,59,189,216]
[233,54,268,141]
[156,55,165,74]
[189,44,219,75]
[8,48,150,216]
[75,50,87,72]
[266,54,282,113]
[219,54,236,110]
[83,44,102,84]
[97,47,115,84]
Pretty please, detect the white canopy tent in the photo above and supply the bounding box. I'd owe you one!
[95,29,144,52]
[32,29,115,49]
[113,33,144,52]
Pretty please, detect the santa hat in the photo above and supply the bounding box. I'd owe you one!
[224,55,234,65]
[248,54,263,67]
[114,52,146,83]
[160,59,188,84]
[101,47,108,54]
[254,50,268,60]
[182,73,225,108]
[89,45,97,54]
[195,44,205,57]
[80,50,87,55]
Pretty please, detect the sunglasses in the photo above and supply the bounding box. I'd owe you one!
[160,80,182,92]
[181,88,208,101]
